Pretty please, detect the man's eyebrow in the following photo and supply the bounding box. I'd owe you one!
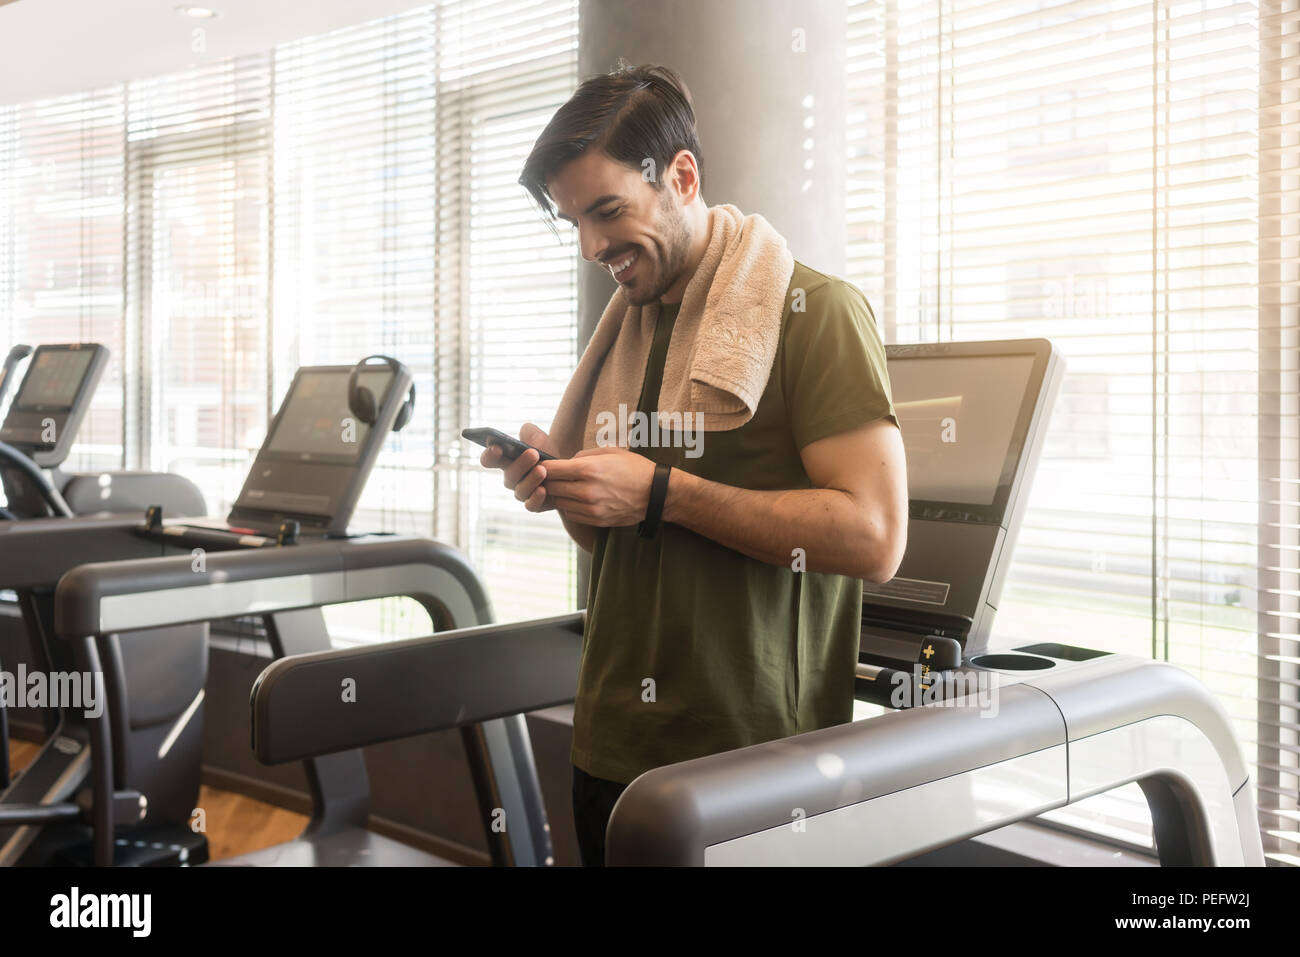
[555,194,623,225]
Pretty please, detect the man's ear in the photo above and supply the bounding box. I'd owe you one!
[666,149,701,204]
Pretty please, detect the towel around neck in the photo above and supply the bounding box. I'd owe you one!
[547,203,796,459]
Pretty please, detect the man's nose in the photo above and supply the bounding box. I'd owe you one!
[578,225,608,265]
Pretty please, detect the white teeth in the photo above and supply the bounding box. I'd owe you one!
[611,251,636,275]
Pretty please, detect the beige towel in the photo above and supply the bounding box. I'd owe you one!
[547,203,795,458]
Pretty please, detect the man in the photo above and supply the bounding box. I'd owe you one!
[482,63,907,866]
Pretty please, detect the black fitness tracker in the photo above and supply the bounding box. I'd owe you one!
[637,463,672,539]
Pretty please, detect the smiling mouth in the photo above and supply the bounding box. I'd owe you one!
[607,249,638,282]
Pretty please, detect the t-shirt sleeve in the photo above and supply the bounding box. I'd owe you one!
[782,279,898,452]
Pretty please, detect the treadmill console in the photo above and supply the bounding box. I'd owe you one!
[0,343,109,468]
[228,363,411,536]
[142,359,413,546]
[862,338,1064,667]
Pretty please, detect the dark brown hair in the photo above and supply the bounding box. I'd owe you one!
[519,61,703,222]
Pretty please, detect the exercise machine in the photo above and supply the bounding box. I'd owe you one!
[0,343,205,857]
[47,339,1264,866]
[606,338,1263,865]
[0,343,204,520]
[0,355,410,864]
[0,342,108,519]
[52,538,555,866]
[231,338,1262,866]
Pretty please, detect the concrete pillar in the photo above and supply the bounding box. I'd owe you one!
[571,0,847,603]
[576,0,847,344]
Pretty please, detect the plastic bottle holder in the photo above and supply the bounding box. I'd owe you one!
[968,652,1057,671]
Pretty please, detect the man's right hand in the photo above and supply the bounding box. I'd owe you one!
[479,422,554,512]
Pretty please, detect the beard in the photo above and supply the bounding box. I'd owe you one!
[622,188,692,307]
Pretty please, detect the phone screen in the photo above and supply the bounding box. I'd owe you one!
[462,427,556,462]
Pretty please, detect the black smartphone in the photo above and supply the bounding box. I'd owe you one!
[462,427,557,462]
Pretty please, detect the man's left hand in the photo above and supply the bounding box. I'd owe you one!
[541,447,656,527]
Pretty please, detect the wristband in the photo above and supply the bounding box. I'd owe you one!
[637,463,672,539]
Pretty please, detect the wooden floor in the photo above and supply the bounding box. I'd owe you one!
[7,737,308,862]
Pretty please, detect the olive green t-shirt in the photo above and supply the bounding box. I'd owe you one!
[571,260,897,784]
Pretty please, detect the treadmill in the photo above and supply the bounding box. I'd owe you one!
[38,359,561,866]
[0,342,109,520]
[854,337,1064,698]
[0,343,205,520]
[143,360,413,548]
[222,337,1262,866]
[603,338,1263,865]
[0,357,414,864]
[0,343,205,813]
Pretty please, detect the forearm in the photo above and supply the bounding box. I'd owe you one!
[662,469,892,581]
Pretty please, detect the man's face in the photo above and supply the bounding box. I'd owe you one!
[547,149,692,306]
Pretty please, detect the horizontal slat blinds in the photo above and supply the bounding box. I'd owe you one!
[272,9,440,554]
[847,0,1296,863]
[434,0,579,624]
[3,2,578,634]
[0,88,125,471]
[125,56,271,508]
[274,1,578,628]
[1257,0,1299,866]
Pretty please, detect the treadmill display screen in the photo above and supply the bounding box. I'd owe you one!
[264,368,394,461]
[888,354,1037,507]
[13,348,96,410]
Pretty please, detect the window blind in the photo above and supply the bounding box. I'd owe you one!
[0,88,125,471]
[272,8,440,556]
[847,0,1298,864]
[1257,0,1299,866]
[125,56,272,506]
[273,1,579,631]
[434,0,580,625]
[2,1,578,634]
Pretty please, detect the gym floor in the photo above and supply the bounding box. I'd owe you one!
[6,737,307,863]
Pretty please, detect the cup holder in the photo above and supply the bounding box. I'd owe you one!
[968,653,1056,672]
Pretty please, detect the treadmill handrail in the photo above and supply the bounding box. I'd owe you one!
[0,515,167,590]
[53,536,493,638]
[0,344,33,406]
[602,654,1262,866]
[608,682,1066,865]
[250,611,585,764]
[0,440,74,517]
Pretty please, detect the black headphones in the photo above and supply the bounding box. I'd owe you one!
[347,354,415,432]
